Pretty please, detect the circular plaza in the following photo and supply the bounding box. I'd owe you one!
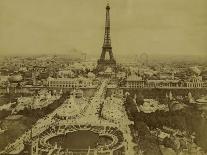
[38,124,125,155]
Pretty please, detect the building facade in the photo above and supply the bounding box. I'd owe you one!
[124,75,206,89]
[47,77,94,88]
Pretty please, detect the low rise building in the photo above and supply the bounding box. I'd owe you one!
[47,77,94,88]
[124,74,206,89]
[125,74,145,88]
[146,80,180,88]
[185,75,203,88]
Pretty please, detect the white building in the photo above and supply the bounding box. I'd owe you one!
[185,75,203,88]
[126,74,145,88]
[146,80,180,88]
[124,75,206,89]
[47,77,94,88]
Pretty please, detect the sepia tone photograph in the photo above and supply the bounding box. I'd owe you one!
[0,0,207,155]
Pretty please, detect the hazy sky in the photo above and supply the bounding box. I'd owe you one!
[0,0,207,56]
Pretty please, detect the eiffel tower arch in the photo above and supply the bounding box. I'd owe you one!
[97,3,116,71]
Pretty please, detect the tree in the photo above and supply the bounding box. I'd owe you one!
[136,92,144,106]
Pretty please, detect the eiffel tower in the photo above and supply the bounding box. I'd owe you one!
[97,3,116,71]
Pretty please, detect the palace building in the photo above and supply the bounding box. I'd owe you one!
[47,77,94,89]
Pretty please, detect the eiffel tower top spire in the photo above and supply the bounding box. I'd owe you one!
[103,2,111,47]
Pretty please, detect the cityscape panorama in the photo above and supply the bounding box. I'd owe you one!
[0,1,207,155]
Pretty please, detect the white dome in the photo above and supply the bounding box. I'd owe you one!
[87,72,95,78]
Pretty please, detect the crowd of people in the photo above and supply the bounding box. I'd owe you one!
[101,96,125,123]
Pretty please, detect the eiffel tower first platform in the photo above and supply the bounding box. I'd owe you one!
[97,3,116,72]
